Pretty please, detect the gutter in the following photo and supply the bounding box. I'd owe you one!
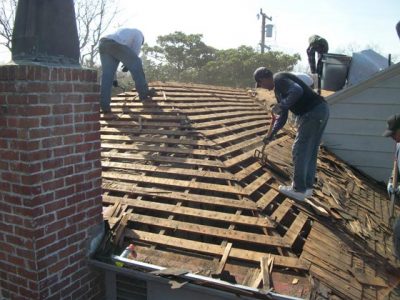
[96,255,304,300]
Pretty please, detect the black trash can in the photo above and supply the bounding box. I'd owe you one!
[321,54,352,91]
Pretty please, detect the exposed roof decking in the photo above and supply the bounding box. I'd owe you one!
[101,82,399,299]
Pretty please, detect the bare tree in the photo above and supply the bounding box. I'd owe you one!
[0,0,120,67]
[75,0,119,67]
[0,0,17,52]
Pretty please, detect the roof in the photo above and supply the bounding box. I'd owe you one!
[99,82,400,299]
[326,62,400,104]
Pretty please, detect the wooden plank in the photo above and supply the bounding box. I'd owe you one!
[101,135,210,147]
[125,229,310,270]
[200,120,267,136]
[102,181,257,210]
[188,110,267,121]
[127,213,288,247]
[234,162,264,181]
[270,200,293,224]
[101,127,195,136]
[102,161,235,181]
[256,189,280,210]
[192,115,266,130]
[219,136,262,156]
[103,195,272,227]
[102,152,224,168]
[102,171,245,195]
[215,243,232,274]
[102,113,187,121]
[284,212,308,247]
[243,172,272,195]
[214,127,268,146]
[101,143,219,157]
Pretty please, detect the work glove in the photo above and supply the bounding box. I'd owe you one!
[272,104,282,115]
[112,80,118,87]
[121,65,129,72]
[387,178,400,197]
[263,135,275,144]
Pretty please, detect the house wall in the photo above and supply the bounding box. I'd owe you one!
[323,68,400,183]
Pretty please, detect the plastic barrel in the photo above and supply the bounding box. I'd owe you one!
[320,54,352,91]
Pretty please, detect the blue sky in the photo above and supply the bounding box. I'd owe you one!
[1,0,399,68]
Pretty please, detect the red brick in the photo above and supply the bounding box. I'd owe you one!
[53,126,74,136]
[52,104,73,115]
[44,198,66,213]
[65,174,84,186]
[74,162,91,173]
[4,214,24,225]
[36,234,57,250]
[42,178,64,192]
[16,248,35,261]
[14,226,36,239]
[61,262,79,278]
[1,128,18,139]
[10,140,40,151]
[54,166,74,178]
[53,145,73,157]
[20,149,52,161]
[18,105,51,116]
[29,128,51,139]
[57,224,76,239]
[63,155,82,165]
[3,194,22,206]
[74,104,92,113]
[44,219,67,235]
[48,257,68,274]
[85,150,100,161]
[61,278,80,298]
[2,172,21,183]
[56,206,76,219]
[7,254,26,267]
[51,83,73,93]
[84,169,101,181]
[17,267,38,282]
[63,134,83,145]
[32,213,55,227]
[0,181,11,192]
[84,94,100,103]
[83,113,98,122]
[38,94,62,104]
[67,232,85,245]
[13,206,43,218]
[37,254,58,270]
[74,114,84,123]
[55,186,75,199]
[75,143,93,154]
[44,240,67,256]
[66,194,85,207]
[43,158,64,169]
[62,94,82,104]
[84,132,100,142]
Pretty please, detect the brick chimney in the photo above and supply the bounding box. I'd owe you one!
[0,64,104,299]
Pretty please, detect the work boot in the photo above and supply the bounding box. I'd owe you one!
[140,88,157,101]
[278,185,306,201]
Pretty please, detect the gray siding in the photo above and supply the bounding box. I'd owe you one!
[323,64,400,183]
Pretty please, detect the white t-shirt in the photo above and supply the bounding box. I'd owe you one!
[291,72,314,87]
[104,28,144,56]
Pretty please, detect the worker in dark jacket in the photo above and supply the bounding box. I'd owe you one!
[307,35,329,75]
[254,67,329,201]
[397,21,400,39]
[383,113,400,259]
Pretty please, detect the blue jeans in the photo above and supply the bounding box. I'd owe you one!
[292,101,329,192]
[99,38,149,111]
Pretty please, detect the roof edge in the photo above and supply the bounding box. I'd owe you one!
[326,62,400,104]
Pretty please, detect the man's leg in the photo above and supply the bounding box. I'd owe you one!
[104,41,150,99]
[305,102,329,189]
[99,40,120,112]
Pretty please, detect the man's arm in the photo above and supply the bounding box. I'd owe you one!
[307,46,317,74]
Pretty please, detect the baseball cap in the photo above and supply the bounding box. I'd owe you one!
[253,67,273,87]
[383,113,400,137]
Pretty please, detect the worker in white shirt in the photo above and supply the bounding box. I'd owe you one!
[99,28,155,113]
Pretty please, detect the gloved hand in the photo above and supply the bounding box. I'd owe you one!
[272,104,282,115]
[263,135,275,144]
[121,65,128,72]
[387,178,400,197]
[112,80,118,87]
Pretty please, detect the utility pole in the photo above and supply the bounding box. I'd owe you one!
[259,8,272,54]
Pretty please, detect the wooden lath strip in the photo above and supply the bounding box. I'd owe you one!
[102,161,235,181]
[103,195,272,227]
[270,200,293,224]
[189,110,267,122]
[102,152,224,168]
[283,212,309,247]
[199,120,267,136]
[192,115,266,130]
[243,171,272,196]
[256,189,280,211]
[101,113,187,121]
[218,136,262,157]
[101,135,210,147]
[101,127,196,137]
[102,171,245,195]
[125,229,310,270]
[127,213,288,247]
[101,143,219,157]
[102,181,257,210]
